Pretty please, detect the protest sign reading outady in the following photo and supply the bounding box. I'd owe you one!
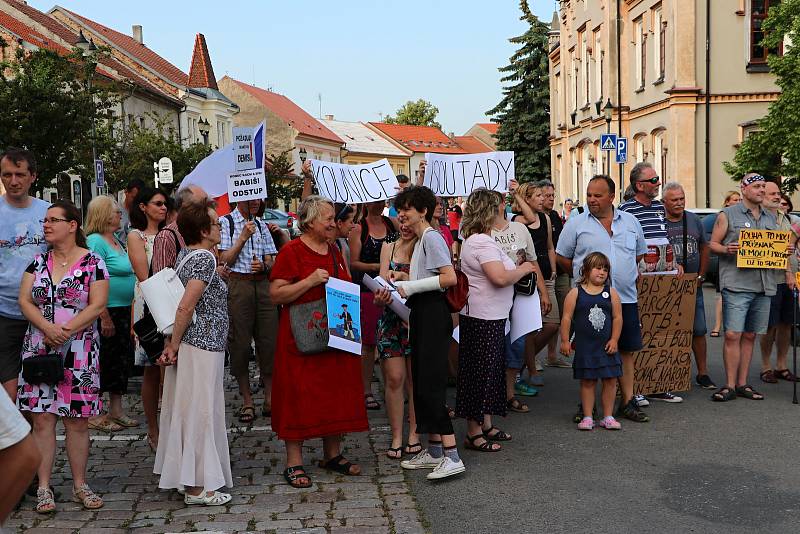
[311,159,399,204]
[632,274,696,395]
[227,168,267,202]
[423,151,515,196]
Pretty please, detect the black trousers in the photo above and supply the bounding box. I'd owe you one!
[408,291,454,436]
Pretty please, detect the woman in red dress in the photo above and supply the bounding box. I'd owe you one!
[269,196,369,488]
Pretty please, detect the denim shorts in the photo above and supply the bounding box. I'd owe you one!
[722,289,771,334]
[693,289,707,337]
[504,334,526,369]
[619,303,643,353]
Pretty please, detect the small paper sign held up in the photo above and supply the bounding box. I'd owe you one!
[325,277,362,355]
[736,229,790,269]
[227,168,267,202]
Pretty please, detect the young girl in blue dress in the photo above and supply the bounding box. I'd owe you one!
[560,252,623,430]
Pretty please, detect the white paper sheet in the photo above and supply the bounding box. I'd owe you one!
[362,274,410,323]
[509,291,543,344]
[325,277,362,355]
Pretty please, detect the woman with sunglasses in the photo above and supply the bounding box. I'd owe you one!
[17,201,109,513]
[127,187,167,451]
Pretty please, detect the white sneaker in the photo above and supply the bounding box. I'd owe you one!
[634,394,649,407]
[400,449,440,470]
[646,392,683,403]
[426,457,466,480]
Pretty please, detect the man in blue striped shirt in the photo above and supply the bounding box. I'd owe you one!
[620,162,683,405]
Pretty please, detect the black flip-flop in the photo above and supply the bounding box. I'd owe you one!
[364,393,381,410]
[238,405,255,423]
[283,465,312,488]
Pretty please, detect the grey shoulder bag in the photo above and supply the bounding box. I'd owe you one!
[289,245,340,354]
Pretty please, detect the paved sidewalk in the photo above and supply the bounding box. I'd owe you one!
[6,372,428,534]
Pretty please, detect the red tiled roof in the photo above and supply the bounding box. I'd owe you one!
[0,3,178,104]
[55,6,188,88]
[477,122,499,134]
[0,10,71,55]
[368,123,466,154]
[223,77,342,144]
[187,33,217,90]
[454,135,492,153]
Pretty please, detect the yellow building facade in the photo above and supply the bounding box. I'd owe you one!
[549,0,781,208]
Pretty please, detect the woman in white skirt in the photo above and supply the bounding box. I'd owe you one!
[153,200,232,506]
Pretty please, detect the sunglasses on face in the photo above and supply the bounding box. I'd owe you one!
[638,176,660,185]
[149,200,166,207]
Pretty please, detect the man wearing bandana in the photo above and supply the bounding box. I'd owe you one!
[709,173,785,402]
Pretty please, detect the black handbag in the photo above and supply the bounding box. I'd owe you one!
[514,271,538,296]
[132,306,165,364]
[21,253,65,386]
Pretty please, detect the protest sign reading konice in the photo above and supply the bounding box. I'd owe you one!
[423,151,515,196]
[311,159,399,203]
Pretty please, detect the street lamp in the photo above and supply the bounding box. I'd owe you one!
[299,147,307,163]
[603,99,613,175]
[76,31,99,202]
[198,117,210,146]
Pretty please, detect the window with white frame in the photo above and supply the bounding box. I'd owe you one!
[751,0,783,64]
[634,135,646,163]
[594,142,602,174]
[653,131,665,179]
[581,145,593,186]
[653,6,665,81]
[557,72,565,125]
[581,30,590,106]
[594,29,603,102]
[570,148,579,200]
[570,49,577,112]
[554,72,561,125]
[634,17,645,89]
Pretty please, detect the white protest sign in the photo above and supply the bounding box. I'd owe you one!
[509,291,542,344]
[311,158,399,204]
[233,127,256,171]
[227,168,267,202]
[423,151,515,196]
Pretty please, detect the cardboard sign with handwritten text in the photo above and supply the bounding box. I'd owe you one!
[633,274,696,395]
[737,229,790,269]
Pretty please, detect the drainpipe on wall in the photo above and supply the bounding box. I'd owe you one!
[617,0,623,200]
[705,0,711,208]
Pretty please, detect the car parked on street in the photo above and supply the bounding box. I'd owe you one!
[262,208,299,238]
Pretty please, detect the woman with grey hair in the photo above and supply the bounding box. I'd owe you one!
[269,195,368,488]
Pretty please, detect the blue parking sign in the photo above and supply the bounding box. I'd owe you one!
[600,134,617,151]
[94,159,105,188]
[615,137,628,164]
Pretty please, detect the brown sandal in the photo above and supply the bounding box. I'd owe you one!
[775,369,800,382]
[506,397,529,413]
[73,484,103,510]
[760,369,778,384]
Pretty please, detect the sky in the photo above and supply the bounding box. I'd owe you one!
[27,0,554,135]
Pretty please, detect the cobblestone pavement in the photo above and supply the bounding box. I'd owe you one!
[5,371,428,534]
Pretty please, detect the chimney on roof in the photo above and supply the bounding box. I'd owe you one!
[325,114,334,121]
[132,25,143,44]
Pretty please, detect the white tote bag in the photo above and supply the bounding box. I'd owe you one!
[139,249,215,334]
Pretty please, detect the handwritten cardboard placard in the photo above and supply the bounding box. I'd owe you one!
[737,229,790,269]
[227,168,267,201]
[423,151,514,196]
[632,274,696,395]
[311,159,399,204]
[232,127,256,171]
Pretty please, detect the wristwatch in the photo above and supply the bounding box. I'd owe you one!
[698,275,706,282]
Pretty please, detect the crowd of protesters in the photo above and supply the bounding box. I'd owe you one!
[1,146,798,522]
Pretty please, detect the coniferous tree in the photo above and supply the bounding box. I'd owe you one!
[487,0,551,183]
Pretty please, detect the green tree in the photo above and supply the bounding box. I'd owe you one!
[385,99,441,128]
[487,0,550,183]
[101,113,212,193]
[0,46,118,195]
[265,149,302,209]
[724,0,800,190]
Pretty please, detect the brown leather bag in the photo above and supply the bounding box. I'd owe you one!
[445,268,469,313]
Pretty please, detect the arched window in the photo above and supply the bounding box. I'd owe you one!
[634,134,647,163]
[652,130,666,180]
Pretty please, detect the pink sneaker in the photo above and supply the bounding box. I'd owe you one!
[598,416,621,430]
[577,416,594,430]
